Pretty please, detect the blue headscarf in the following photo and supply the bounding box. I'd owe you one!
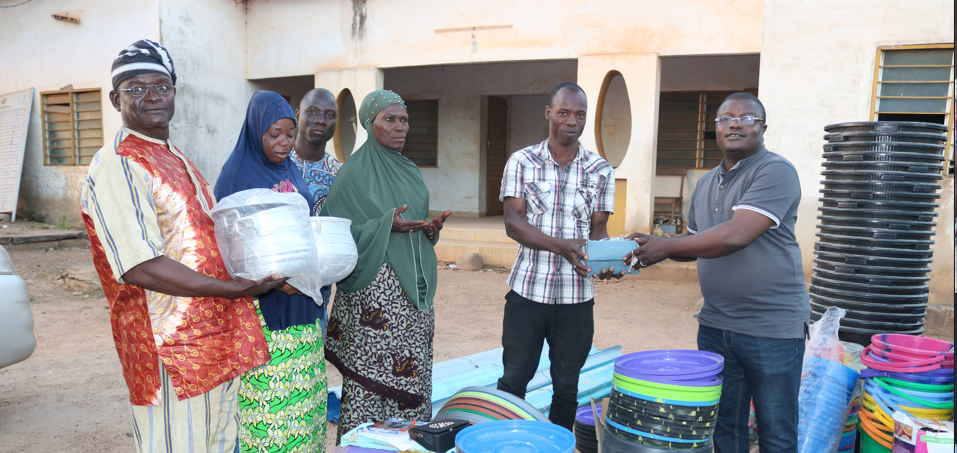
[214,90,320,331]
[214,90,311,201]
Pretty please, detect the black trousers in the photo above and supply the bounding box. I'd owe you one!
[496,290,595,431]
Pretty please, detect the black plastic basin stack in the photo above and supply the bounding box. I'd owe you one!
[811,121,949,346]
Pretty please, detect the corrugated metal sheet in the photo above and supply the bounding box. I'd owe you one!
[327,344,621,423]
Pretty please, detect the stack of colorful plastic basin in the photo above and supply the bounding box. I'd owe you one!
[858,334,954,452]
[455,420,575,453]
[601,350,723,452]
[811,121,949,346]
[573,406,600,453]
[837,396,860,452]
[435,386,549,425]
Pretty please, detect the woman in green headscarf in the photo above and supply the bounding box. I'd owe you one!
[322,90,452,442]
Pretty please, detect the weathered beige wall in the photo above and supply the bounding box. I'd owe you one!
[241,0,759,227]
[245,0,765,78]
[160,0,248,187]
[0,0,161,226]
[579,53,661,233]
[314,66,385,163]
[1,0,249,223]
[759,0,955,305]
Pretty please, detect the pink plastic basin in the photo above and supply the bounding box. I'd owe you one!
[870,334,954,360]
[865,345,946,367]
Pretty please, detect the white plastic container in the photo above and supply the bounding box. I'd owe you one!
[311,217,358,286]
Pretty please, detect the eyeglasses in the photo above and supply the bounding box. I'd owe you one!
[715,115,764,126]
[119,84,174,97]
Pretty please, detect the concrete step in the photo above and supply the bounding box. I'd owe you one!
[0,230,87,244]
[435,239,520,266]
[441,227,515,244]
[0,230,89,250]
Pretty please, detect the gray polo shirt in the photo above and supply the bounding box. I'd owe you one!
[688,147,809,339]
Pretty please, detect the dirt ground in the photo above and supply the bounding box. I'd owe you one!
[0,243,707,453]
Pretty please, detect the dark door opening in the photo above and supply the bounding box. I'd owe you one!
[486,96,508,216]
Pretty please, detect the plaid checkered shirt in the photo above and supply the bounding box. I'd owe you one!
[499,140,615,305]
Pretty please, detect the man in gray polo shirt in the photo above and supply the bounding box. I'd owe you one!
[627,92,808,453]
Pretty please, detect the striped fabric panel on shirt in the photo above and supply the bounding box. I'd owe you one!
[86,177,126,275]
[120,157,161,253]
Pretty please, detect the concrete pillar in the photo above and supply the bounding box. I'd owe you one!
[314,67,384,157]
[578,53,660,234]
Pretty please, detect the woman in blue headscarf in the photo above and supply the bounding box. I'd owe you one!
[214,91,327,453]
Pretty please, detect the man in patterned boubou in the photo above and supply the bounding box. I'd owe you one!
[80,39,285,453]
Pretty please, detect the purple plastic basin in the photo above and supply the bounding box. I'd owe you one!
[614,350,724,377]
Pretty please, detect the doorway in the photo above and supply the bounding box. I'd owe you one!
[485,96,508,216]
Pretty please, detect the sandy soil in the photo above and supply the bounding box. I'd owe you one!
[1,246,728,452]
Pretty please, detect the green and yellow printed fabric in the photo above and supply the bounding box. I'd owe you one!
[238,298,327,453]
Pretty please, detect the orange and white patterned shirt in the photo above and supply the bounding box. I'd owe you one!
[80,128,268,405]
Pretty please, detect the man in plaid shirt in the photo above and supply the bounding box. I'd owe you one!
[496,82,620,431]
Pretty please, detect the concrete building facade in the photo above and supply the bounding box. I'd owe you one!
[1,0,953,305]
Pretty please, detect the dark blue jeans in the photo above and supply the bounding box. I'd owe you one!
[697,324,805,453]
[496,291,594,432]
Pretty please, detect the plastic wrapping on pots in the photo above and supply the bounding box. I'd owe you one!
[798,307,861,453]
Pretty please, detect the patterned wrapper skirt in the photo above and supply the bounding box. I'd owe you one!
[325,263,435,439]
[237,299,327,453]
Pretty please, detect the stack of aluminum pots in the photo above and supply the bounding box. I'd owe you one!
[810,121,949,346]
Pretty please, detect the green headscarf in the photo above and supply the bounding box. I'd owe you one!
[321,90,438,310]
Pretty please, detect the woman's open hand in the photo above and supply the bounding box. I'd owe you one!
[424,211,452,237]
[391,204,429,233]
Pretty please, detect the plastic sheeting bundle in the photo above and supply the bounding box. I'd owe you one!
[798,307,860,453]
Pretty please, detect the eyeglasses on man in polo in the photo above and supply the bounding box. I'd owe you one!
[715,116,765,127]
